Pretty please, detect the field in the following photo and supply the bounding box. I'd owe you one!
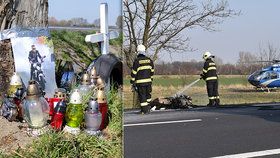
[123,75,280,109]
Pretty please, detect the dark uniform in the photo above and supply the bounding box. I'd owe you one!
[28,50,42,63]
[131,54,154,113]
[201,58,220,106]
[28,50,42,80]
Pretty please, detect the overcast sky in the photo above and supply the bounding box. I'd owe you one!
[48,0,122,26]
[159,0,280,64]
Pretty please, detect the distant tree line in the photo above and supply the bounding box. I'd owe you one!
[49,17,93,27]
[124,43,279,76]
[48,16,122,29]
[123,60,262,76]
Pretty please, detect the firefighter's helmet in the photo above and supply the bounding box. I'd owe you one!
[137,44,146,52]
[203,52,212,60]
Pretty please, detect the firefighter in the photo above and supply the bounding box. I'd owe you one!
[131,44,154,114]
[200,52,220,107]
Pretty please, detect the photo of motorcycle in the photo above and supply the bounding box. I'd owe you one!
[30,56,46,91]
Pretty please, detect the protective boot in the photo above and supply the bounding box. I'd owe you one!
[141,105,151,114]
[215,99,220,106]
[207,99,215,107]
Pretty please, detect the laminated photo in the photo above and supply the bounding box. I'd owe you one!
[11,36,57,97]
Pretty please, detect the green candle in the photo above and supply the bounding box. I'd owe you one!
[65,89,84,128]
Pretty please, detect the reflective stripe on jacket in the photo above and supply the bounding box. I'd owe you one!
[131,54,154,85]
[202,58,218,81]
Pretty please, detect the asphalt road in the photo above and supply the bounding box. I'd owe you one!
[124,104,280,158]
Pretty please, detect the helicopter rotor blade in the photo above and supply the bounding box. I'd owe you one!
[241,60,280,64]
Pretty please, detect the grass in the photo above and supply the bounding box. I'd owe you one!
[0,89,122,158]
[123,75,280,109]
[124,75,249,87]
[51,30,122,72]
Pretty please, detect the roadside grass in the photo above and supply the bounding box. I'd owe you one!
[124,75,249,87]
[0,89,122,158]
[124,75,280,109]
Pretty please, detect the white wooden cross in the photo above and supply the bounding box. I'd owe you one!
[85,3,119,54]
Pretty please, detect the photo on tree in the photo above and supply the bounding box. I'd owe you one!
[11,35,57,97]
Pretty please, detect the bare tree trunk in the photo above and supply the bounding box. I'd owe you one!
[0,0,48,98]
[0,39,14,97]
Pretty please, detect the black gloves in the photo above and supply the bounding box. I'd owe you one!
[131,84,137,92]
[200,74,205,80]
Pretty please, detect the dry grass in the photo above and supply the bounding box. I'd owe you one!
[124,75,280,109]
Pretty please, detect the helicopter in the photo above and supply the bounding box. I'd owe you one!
[248,60,280,89]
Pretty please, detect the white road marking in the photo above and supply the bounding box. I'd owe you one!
[212,148,280,158]
[124,119,202,127]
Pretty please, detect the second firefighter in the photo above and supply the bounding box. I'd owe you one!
[131,44,154,114]
[200,51,220,107]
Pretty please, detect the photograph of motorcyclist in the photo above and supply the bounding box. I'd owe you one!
[28,45,46,90]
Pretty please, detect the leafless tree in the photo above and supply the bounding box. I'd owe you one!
[123,0,240,67]
[214,56,223,65]
[116,15,123,30]
[69,17,89,26]
[258,42,280,63]
[93,18,100,27]
[237,51,260,74]
[237,51,257,66]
